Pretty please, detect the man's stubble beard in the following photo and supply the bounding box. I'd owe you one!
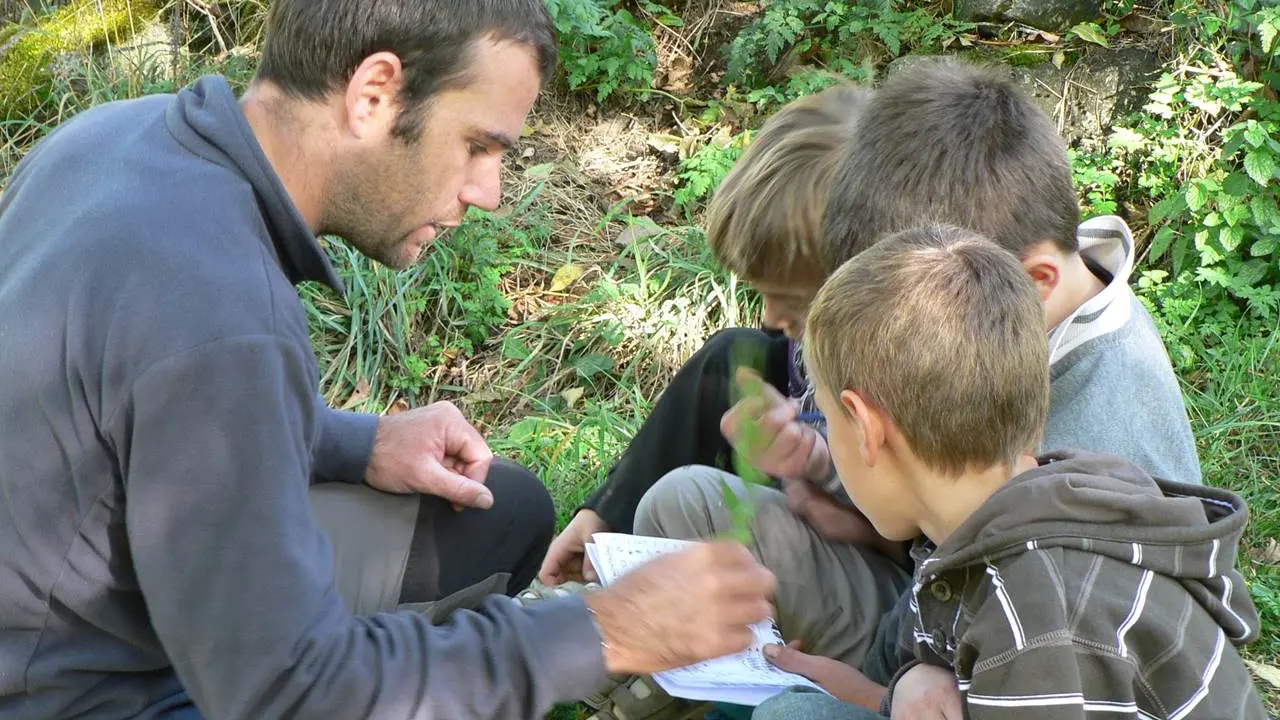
[320,141,424,270]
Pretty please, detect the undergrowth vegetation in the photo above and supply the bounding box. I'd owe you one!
[2,0,1276,712]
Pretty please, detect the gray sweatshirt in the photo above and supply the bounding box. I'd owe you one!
[0,75,607,719]
[1042,217,1202,485]
[888,451,1264,719]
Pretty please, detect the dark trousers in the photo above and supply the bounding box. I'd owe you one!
[585,328,794,532]
[311,459,555,615]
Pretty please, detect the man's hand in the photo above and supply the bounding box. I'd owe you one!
[585,541,776,675]
[762,643,886,710]
[889,664,964,720]
[539,509,608,585]
[364,401,495,509]
[783,477,878,544]
[721,368,830,482]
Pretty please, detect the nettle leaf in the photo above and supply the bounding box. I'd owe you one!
[1070,22,1111,47]
[1149,226,1177,261]
[1244,150,1279,187]
[1251,194,1280,231]
[573,353,615,379]
[1150,194,1188,225]
[1250,238,1277,258]
[1186,182,1209,212]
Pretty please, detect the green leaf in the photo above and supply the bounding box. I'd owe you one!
[573,353,615,379]
[1204,211,1223,228]
[1186,182,1209,212]
[1150,194,1188,225]
[1149,226,1177,261]
[1244,150,1278,187]
[1250,238,1277,257]
[1219,224,1245,252]
[1260,18,1278,54]
[1251,194,1280,231]
[1244,122,1269,149]
[1070,22,1111,47]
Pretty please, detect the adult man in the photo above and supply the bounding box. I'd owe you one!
[0,0,776,718]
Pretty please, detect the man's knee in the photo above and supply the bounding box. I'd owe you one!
[486,458,555,543]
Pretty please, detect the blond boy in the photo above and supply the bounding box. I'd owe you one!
[752,225,1263,720]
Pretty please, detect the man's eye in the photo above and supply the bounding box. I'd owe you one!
[469,142,488,156]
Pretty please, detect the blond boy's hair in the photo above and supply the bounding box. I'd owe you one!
[707,85,870,283]
[805,226,1050,476]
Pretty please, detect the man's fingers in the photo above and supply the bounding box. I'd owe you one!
[428,464,494,509]
[583,553,599,582]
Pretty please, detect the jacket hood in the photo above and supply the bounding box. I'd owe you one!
[918,451,1259,644]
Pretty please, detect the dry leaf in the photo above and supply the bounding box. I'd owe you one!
[561,386,585,408]
[385,398,410,415]
[1244,660,1280,689]
[549,263,585,293]
[614,218,665,248]
[521,146,535,159]
[663,55,694,94]
[1053,49,1067,69]
[464,390,504,404]
[340,379,371,411]
[1038,30,1061,43]
[1249,537,1280,566]
[647,132,682,156]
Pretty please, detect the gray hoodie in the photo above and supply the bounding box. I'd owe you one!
[888,451,1264,719]
[0,75,606,719]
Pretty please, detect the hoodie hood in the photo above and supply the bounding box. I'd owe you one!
[917,451,1259,644]
[164,75,344,294]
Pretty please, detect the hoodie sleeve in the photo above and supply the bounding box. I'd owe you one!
[312,402,379,484]
[118,335,608,719]
[960,640,1134,719]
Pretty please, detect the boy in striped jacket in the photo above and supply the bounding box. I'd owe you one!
[754,225,1265,720]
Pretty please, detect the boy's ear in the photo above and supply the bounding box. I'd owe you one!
[839,389,885,467]
[1020,244,1061,302]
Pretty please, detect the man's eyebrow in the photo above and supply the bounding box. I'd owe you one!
[479,130,517,150]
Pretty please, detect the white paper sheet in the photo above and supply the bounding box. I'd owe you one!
[587,533,823,706]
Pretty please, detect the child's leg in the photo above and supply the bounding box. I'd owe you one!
[583,328,793,533]
[634,467,911,667]
[752,687,886,720]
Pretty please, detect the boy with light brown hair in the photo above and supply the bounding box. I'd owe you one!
[751,225,1263,720]
[534,84,912,720]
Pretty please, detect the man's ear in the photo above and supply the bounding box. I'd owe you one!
[1020,242,1062,302]
[343,51,404,141]
[839,389,885,467]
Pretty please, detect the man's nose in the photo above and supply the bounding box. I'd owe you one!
[459,157,502,211]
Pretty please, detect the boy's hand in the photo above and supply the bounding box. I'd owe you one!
[890,664,964,720]
[721,368,830,482]
[783,477,878,544]
[763,642,886,710]
[539,509,608,585]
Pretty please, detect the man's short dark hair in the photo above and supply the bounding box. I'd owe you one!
[823,58,1080,262]
[255,0,558,140]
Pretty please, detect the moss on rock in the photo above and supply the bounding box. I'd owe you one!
[1,0,160,119]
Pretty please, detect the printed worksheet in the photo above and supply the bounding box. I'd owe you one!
[586,533,823,706]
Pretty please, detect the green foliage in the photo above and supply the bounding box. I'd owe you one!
[672,132,749,218]
[1074,0,1280,319]
[725,0,973,88]
[543,0,657,101]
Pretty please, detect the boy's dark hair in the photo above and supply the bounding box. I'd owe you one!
[823,58,1080,262]
[255,0,557,141]
[805,225,1050,476]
